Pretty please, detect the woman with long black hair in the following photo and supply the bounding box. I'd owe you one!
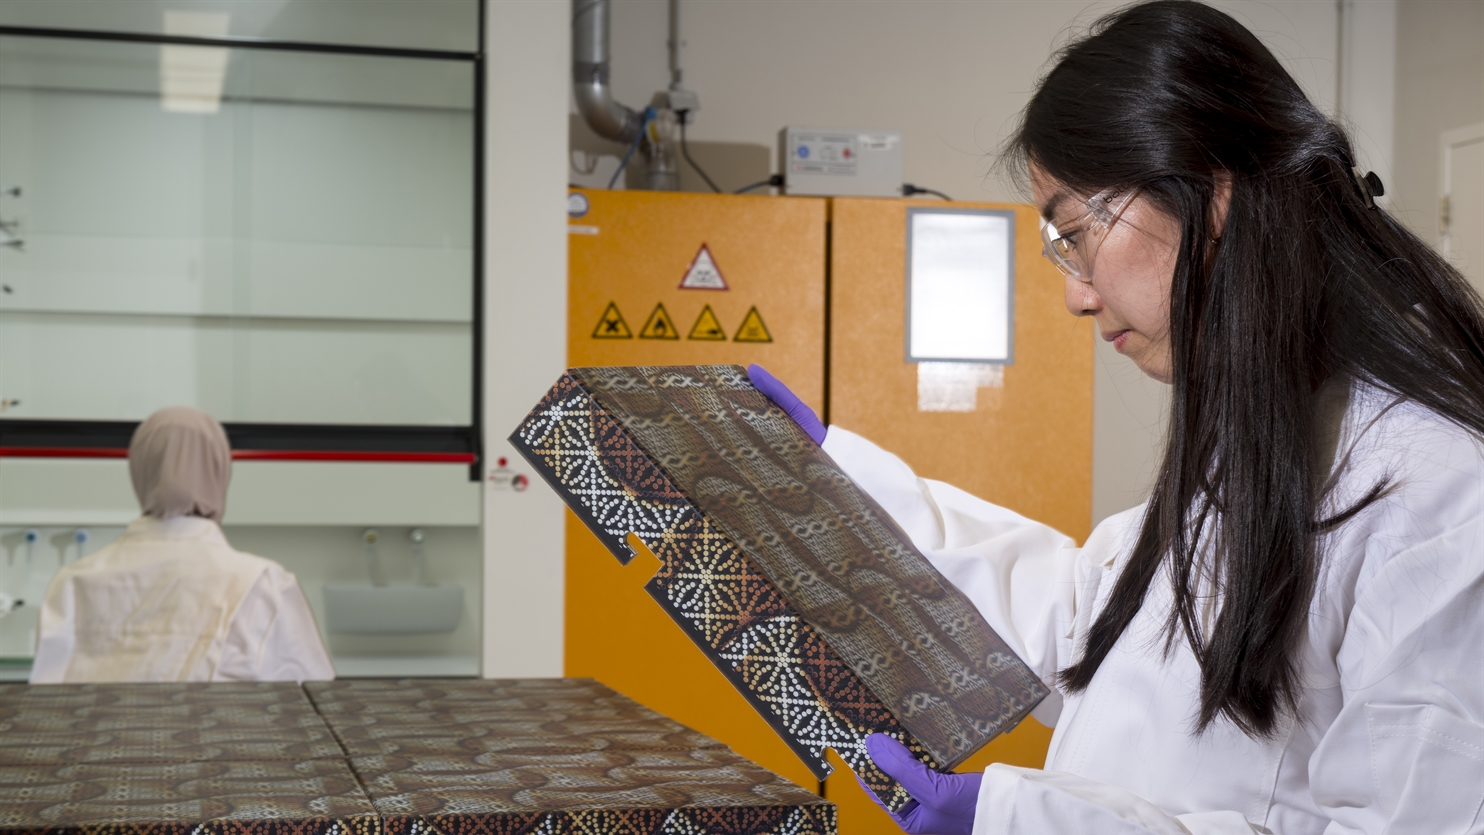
[751,1,1484,832]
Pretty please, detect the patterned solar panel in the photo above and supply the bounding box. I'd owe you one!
[509,366,1048,810]
[0,679,831,835]
[0,682,377,835]
[307,679,835,835]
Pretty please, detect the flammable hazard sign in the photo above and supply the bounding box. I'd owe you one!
[639,303,680,340]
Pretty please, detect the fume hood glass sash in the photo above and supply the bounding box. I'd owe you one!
[0,0,479,55]
[0,4,484,469]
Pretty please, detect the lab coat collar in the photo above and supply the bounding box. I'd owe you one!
[123,514,228,544]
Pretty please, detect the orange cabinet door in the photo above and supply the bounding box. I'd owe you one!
[824,197,1092,834]
[565,189,828,793]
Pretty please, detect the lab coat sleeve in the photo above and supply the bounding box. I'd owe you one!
[975,766,1260,834]
[822,427,1111,715]
[216,566,335,682]
[28,568,78,684]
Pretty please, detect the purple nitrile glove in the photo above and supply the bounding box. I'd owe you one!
[747,364,826,445]
[861,734,982,835]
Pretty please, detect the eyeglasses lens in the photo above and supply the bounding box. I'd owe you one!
[1040,219,1082,277]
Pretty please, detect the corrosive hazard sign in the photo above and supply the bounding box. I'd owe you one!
[678,244,728,290]
[639,303,680,340]
[592,302,632,339]
[733,306,772,343]
[688,305,727,341]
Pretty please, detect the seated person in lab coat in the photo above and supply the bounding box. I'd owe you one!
[30,407,334,683]
[754,3,1484,834]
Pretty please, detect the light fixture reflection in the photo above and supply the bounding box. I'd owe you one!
[160,11,230,114]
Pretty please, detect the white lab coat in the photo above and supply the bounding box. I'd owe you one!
[31,515,334,683]
[823,378,1484,835]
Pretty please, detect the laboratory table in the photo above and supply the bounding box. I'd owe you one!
[0,677,835,835]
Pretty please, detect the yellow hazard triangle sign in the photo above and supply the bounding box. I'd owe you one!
[688,305,727,340]
[639,303,680,340]
[733,306,772,343]
[678,244,728,290]
[591,302,632,339]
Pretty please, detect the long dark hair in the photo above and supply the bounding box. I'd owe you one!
[1006,0,1484,736]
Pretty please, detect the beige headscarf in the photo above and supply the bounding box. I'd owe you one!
[128,407,232,523]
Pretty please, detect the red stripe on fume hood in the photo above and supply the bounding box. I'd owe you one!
[0,447,475,464]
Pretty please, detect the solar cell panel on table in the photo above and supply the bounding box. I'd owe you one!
[306,678,835,835]
[0,680,342,766]
[0,682,377,835]
[0,680,827,835]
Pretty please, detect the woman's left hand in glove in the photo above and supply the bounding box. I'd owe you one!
[862,734,982,835]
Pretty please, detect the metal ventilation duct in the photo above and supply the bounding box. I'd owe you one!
[572,0,642,145]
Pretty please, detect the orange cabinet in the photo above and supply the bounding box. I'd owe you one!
[563,191,1093,835]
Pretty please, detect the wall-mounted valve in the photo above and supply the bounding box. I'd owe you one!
[362,528,387,586]
[409,528,435,586]
[0,210,22,251]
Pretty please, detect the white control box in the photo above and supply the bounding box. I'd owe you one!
[780,127,903,197]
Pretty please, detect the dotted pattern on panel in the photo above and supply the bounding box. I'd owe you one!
[404,806,835,835]
[510,374,690,565]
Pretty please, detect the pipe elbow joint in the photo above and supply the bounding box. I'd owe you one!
[573,64,641,145]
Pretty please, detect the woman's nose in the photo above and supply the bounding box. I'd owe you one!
[1064,275,1101,317]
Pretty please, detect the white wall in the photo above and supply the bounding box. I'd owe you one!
[480,0,571,678]
[1338,0,1397,206]
[595,1,1338,199]
[1391,0,1484,242]
[584,0,1344,526]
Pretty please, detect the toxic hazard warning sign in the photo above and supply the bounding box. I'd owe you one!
[639,303,680,340]
[688,305,727,341]
[733,306,772,343]
[678,244,728,290]
[592,302,632,339]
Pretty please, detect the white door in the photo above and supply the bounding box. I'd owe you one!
[1442,122,1484,294]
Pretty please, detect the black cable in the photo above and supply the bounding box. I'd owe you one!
[903,183,952,201]
[734,175,784,195]
[677,111,722,194]
[608,107,654,191]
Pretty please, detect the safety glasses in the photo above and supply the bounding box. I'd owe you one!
[1040,187,1139,280]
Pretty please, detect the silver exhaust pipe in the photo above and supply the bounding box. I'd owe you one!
[572,0,642,145]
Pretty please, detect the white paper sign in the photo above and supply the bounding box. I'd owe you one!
[907,210,1013,363]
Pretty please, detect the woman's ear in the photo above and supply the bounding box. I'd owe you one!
[1211,172,1233,238]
